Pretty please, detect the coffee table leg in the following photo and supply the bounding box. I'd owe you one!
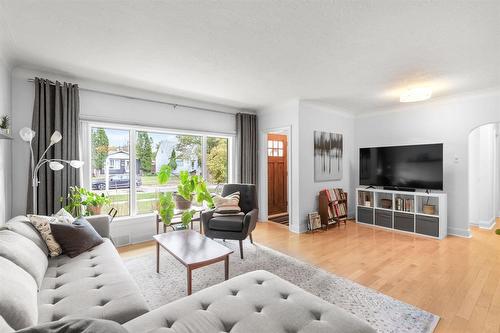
[187,266,192,295]
[224,255,229,280]
[156,242,160,273]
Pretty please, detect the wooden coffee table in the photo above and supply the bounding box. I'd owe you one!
[154,230,234,295]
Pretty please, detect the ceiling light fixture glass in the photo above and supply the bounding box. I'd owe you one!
[400,87,433,103]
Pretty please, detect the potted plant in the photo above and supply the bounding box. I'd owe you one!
[63,186,87,217]
[86,192,111,215]
[0,115,9,135]
[62,186,111,217]
[157,154,214,227]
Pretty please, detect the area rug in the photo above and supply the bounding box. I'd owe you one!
[124,240,439,333]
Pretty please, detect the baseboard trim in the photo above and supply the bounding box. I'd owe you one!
[479,218,496,230]
[447,227,472,238]
[470,217,496,230]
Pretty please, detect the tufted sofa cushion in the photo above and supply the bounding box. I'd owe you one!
[0,230,48,288]
[0,256,38,330]
[123,270,376,333]
[6,216,49,256]
[37,239,149,325]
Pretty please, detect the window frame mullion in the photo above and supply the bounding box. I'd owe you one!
[202,135,208,180]
[129,129,137,216]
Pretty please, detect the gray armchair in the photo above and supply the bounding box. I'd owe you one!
[202,184,258,259]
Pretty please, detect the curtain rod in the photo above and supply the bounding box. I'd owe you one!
[27,78,245,116]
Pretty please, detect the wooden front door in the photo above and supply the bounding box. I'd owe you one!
[267,134,288,215]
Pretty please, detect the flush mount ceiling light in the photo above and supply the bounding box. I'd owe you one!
[400,87,433,103]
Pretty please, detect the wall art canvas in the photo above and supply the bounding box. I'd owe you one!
[314,131,343,181]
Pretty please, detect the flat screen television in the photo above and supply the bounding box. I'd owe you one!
[359,143,443,190]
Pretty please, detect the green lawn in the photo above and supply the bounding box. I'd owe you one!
[141,174,180,186]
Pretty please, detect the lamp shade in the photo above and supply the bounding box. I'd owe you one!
[19,127,35,142]
[69,160,84,168]
[48,161,64,171]
[50,131,62,144]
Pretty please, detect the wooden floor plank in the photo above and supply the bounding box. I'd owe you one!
[118,218,500,333]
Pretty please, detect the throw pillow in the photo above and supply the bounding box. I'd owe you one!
[50,217,104,258]
[29,215,64,257]
[213,191,241,214]
[52,207,76,224]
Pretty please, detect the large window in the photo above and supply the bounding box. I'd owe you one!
[135,131,202,215]
[91,127,130,217]
[88,124,231,218]
[206,137,229,189]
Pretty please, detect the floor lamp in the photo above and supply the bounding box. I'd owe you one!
[19,127,84,215]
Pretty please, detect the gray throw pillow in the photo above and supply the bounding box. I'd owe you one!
[50,218,104,258]
[15,318,127,333]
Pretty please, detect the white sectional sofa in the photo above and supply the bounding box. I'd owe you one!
[0,216,375,333]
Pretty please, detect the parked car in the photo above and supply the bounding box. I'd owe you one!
[92,174,142,190]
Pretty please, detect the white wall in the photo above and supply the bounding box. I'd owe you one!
[355,89,500,237]
[10,67,243,244]
[257,100,355,233]
[257,100,300,232]
[0,55,12,225]
[468,128,480,225]
[497,124,500,217]
[469,124,497,228]
[298,102,355,231]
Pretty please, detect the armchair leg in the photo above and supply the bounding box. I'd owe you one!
[249,233,253,244]
[239,240,243,259]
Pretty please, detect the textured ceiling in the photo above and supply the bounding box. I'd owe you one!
[0,0,499,114]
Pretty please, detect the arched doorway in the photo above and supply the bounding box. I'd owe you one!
[468,123,500,229]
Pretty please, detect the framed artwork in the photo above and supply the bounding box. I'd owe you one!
[314,131,343,181]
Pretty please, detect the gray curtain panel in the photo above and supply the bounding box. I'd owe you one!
[27,78,80,215]
[236,113,257,184]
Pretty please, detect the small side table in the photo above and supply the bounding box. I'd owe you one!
[155,206,205,234]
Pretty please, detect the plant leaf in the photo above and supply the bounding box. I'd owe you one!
[181,210,195,226]
[158,164,172,185]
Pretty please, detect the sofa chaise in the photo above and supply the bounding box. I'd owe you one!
[1,215,375,333]
[0,215,149,332]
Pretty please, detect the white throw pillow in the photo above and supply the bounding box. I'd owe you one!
[52,208,76,224]
[213,192,241,214]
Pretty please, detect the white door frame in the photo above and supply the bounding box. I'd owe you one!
[262,126,292,231]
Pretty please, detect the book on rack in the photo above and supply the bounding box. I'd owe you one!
[403,198,414,212]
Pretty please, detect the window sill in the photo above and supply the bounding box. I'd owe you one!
[112,212,156,223]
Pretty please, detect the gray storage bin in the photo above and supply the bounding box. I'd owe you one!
[357,207,373,224]
[375,209,392,228]
[394,212,415,232]
[416,215,439,237]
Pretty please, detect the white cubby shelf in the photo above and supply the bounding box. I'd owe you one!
[356,187,447,240]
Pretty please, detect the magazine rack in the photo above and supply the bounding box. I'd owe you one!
[318,189,348,230]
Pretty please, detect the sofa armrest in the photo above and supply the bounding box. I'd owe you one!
[85,215,110,238]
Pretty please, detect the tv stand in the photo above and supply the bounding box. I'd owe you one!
[383,186,415,192]
[355,187,447,239]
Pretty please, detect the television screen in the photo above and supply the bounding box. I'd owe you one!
[359,144,443,190]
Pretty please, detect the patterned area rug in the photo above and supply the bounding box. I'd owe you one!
[124,240,439,333]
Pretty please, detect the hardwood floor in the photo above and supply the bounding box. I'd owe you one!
[118,219,500,333]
